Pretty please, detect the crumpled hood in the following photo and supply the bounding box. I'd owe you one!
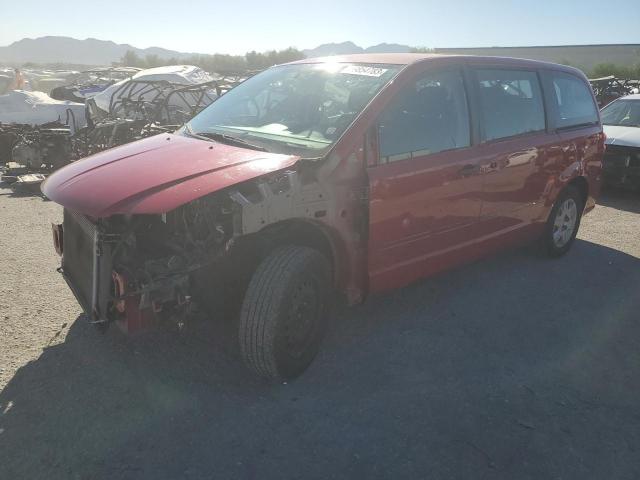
[42,133,299,217]
[604,125,640,148]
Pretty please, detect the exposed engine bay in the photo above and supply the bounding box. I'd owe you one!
[56,192,238,332]
[53,168,334,333]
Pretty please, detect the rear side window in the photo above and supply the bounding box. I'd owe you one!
[476,69,546,141]
[549,72,599,129]
[378,69,470,163]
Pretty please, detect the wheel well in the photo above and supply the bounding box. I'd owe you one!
[568,176,589,207]
[192,219,337,318]
[248,219,333,260]
[230,219,335,285]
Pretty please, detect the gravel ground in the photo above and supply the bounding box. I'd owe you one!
[0,187,639,479]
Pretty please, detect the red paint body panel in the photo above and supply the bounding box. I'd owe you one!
[357,56,604,296]
[476,133,552,225]
[367,147,485,292]
[42,133,299,217]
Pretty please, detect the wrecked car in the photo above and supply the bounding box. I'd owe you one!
[75,77,226,158]
[0,90,86,130]
[43,54,604,380]
[90,65,215,115]
[50,67,141,103]
[600,93,640,189]
[74,66,251,158]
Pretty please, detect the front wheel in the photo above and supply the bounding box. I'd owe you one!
[238,246,331,381]
[542,185,584,257]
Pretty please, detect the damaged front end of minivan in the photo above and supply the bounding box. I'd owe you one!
[43,132,357,334]
[54,192,237,332]
[43,59,401,379]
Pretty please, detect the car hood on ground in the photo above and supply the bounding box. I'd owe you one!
[603,125,640,148]
[42,133,300,217]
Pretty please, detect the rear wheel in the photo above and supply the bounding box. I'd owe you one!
[238,246,331,380]
[542,185,584,257]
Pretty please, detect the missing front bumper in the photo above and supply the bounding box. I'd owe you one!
[60,210,113,324]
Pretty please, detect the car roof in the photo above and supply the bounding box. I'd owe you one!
[616,93,640,100]
[286,53,442,65]
[284,53,579,72]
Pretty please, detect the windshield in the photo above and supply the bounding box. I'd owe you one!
[183,63,402,157]
[601,99,640,127]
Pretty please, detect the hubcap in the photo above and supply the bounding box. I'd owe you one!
[552,198,578,248]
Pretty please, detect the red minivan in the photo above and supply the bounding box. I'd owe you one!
[43,54,604,380]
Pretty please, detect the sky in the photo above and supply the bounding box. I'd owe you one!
[3,0,639,55]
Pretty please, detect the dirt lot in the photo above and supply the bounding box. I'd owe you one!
[1,187,639,480]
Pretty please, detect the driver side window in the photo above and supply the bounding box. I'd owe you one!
[378,69,470,163]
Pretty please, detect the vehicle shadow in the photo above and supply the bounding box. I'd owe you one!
[1,240,639,479]
[0,184,49,199]
[598,188,640,213]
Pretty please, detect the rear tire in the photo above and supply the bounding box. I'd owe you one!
[542,185,584,257]
[238,246,331,381]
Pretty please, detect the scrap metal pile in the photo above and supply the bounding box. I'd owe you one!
[0,121,73,190]
[75,75,244,156]
[589,76,640,107]
[50,67,142,103]
[0,67,252,191]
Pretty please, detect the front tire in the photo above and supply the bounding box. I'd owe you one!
[542,185,584,257]
[239,246,331,381]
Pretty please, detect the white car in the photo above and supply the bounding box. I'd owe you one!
[0,90,86,132]
[601,94,640,188]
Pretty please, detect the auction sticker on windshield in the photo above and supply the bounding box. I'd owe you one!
[341,65,389,77]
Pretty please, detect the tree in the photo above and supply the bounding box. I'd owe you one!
[115,47,306,74]
[590,63,640,80]
[121,50,144,68]
[144,54,162,68]
[245,48,304,71]
[273,47,305,65]
[410,47,435,53]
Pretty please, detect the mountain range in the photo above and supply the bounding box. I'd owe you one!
[302,41,412,57]
[0,36,413,65]
[1,36,638,71]
[0,37,196,65]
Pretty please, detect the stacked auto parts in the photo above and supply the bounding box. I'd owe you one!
[0,121,73,191]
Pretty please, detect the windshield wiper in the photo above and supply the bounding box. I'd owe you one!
[184,125,267,152]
